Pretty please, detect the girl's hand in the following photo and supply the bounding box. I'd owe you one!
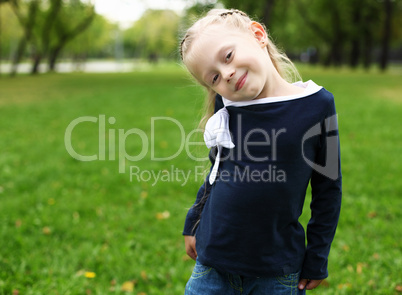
[298,279,323,290]
[184,235,197,260]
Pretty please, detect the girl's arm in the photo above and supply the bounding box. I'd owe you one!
[298,279,323,290]
[183,158,214,260]
[301,97,342,280]
[184,235,197,261]
[183,94,224,236]
[182,171,213,236]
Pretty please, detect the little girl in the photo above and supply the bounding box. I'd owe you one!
[180,8,342,295]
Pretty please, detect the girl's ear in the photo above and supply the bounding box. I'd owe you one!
[249,21,268,48]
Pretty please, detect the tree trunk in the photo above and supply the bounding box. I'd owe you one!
[47,9,95,72]
[350,40,360,68]
[331,42,343,66]
[349,4,361,68]
[380,0,392,71]
[10,38,26,76]
[38,0,61,68]
[262,0,276,28]
[9,0,39,76]
[0,4,2,76]
[0,0,13,75]
[48,44,63,71]
[362,29,373,70]
[331,2,343,66]
[31,52,41,74]
[295,0,335,67]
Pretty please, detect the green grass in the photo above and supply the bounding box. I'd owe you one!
[0,64,401,294]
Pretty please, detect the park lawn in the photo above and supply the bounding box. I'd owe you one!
[0,64,401,294]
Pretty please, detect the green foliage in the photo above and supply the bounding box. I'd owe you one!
[1,0,95,73]
[2,0,401,68]
[180,2,219,31]
[49,0,95,46]
[64,14,117,58]
[0,3,23,59]
[0,64,401,294]
[218,0,402,67]
[0,0,114,61]
[123,9,180,59]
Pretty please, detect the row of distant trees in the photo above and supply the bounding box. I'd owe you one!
[0,0,401,76]
[219,0,402,70]
[0,1,182,75]
[0,0,97,75]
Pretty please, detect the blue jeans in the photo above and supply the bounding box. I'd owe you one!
[185,259,306,295]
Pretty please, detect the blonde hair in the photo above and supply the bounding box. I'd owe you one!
[180,8,301,128]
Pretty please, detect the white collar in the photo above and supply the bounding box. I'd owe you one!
[222,80,322,107]
[205,80,322,184]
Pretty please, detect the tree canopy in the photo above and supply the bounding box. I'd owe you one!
[218,0,402,69]
[0,0,401,75]
[123,9,180,60]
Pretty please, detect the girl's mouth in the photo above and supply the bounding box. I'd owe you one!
[235,72,247,91]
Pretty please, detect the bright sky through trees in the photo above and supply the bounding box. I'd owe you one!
[93,0,189,28]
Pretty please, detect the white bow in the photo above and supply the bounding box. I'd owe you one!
[203,107,235,184]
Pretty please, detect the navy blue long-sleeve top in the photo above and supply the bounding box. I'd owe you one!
[183,82,342,279]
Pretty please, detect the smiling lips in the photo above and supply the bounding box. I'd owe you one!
[235,72,247,91]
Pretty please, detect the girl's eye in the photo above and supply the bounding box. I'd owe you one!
[212,74,219,84]
[225,51,232,62]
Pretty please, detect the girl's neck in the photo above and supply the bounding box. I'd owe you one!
[264,72,304,99]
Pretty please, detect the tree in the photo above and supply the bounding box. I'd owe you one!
[217,0,402,69]
[180,2,216,31]
[124,9,180,60]
[287,0,400,69]
[292,0,351,66]
[47,0,95,72]
[64,14,116,63]
[31,0,62,73]
[380,0,392,71]
[219,0,277,28]
[0,1,23,75]
[9,0,40,76]
[7,0,95,75]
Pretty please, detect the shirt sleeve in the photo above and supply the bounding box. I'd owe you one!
[301,96,342,280]
[182,94,224,236]
[182,168,212,236]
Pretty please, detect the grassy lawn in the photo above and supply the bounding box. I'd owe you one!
[0,64,401,294]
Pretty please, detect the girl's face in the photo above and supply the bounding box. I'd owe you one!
[186,22,276,102]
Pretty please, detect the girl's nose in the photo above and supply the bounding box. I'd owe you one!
[225,70,235,83]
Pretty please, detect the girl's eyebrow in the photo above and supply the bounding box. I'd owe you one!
[215,44,233,64]
[202,44,233,83]
[216,45,232,59]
